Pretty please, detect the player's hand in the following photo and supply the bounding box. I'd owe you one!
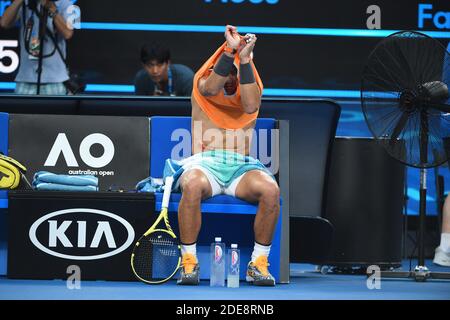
[239,34,256,64]
[224,25,241,50]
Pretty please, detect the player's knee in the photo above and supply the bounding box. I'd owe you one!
[260,182,280,206]
[180,172,209,198]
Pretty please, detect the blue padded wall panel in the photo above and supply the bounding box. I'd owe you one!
[150,117,190,178]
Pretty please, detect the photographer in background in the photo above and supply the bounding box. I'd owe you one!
[134,42,194,96]
[0,0,74,95]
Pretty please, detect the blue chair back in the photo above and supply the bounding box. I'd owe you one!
[150,116,276,178]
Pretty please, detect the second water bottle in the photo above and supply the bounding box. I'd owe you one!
[210,237,226,287]
[227,244,240,288]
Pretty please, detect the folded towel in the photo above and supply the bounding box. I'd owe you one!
[33,182,98,192]
[135,177,164,193]
[33,171,98,187]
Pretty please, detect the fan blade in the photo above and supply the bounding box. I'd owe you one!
[361,30,450,168]
[421,81,449,102]
[389,111,410,146]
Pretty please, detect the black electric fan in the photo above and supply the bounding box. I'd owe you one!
[361,31,450,281]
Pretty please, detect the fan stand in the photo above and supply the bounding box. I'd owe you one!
[380,168,450,281]
[380,110,450,282]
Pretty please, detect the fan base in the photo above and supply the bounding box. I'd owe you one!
[379,266,450,282]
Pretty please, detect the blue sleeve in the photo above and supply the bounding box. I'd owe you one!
[174,65,194,96]
[134,69,154,95]
[57,0,73,21]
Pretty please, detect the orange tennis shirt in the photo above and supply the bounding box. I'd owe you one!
[192,42,264,130]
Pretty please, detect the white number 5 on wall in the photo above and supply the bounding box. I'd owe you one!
[0,40,19,74]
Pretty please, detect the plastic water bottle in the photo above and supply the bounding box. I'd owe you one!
[227,244,240,288]
[210,237,226,287]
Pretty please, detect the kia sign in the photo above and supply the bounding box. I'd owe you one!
[8,191,155,281]
[8,114,149,191]
[29,208,135,261]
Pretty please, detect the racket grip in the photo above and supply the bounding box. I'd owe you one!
[162,176,174,209]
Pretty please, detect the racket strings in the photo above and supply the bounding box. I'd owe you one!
[133,238,154,280]
[132,232,180,282]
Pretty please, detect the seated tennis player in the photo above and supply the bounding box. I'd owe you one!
[177,25,280,286]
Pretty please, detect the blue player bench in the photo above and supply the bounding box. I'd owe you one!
[150,116,290,283]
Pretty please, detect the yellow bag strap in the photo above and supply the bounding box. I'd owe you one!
[0,153,27,173]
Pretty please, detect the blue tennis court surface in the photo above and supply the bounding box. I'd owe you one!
[0,261,448,300]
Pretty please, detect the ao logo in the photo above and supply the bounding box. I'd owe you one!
[29,208,135,260]
[44,133,115,168]
[204,0,279,4]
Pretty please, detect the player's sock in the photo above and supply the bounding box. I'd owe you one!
[181,242,197,259]
[251,242,271,262]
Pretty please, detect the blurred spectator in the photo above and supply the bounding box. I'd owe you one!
[1,0,74,95]
[134,42,194,96]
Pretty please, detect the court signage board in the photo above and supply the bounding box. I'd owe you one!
[8,114,149,191]
[7,191,155,281]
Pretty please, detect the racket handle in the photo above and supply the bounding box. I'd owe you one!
[162,176,174,209]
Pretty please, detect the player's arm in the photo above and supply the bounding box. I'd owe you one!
[239,34,261,114]
[199,25,240,97]
[42,0,73,40]
[198,52,234,96]
[0,0,24,29]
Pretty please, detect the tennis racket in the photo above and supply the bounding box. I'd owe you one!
[131,176,181,284]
